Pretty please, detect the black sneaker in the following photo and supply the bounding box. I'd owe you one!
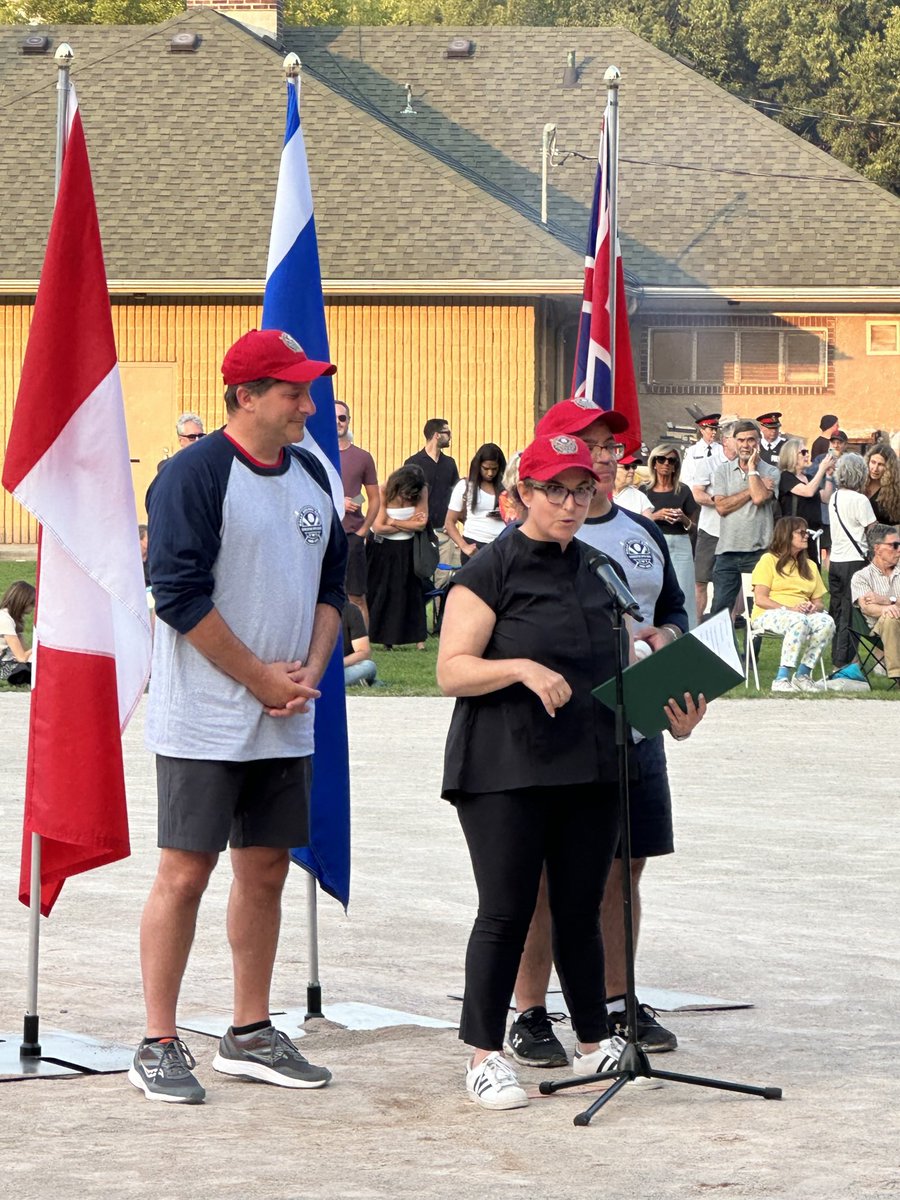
[504,1006,568,1068]
[128,1037,206,1104]
[608,1002,678,1053]
[212,1025,332,1088]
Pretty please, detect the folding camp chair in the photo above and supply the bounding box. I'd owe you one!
[849,604,899,688]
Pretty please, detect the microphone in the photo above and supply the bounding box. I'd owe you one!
[584,549,643,620]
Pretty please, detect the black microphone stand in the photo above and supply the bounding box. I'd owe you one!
[539,583,782,1126]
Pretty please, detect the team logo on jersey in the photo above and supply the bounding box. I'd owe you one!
[622,535,654,570]
[295,505,323,544]
[550,435,579,456]
[280,331,303,353]
[572,397,600,410]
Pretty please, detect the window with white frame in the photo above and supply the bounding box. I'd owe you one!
[867,321,900,355]
[648,326,828,388]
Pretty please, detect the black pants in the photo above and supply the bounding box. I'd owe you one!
[828,558,865,668]
[455,782,620,1051]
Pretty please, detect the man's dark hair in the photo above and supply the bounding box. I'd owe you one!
[867,522,899,557]
[423,418,448,440]
[223,377,280,415]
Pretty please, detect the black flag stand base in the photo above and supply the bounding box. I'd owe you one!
[539,591,782,1126]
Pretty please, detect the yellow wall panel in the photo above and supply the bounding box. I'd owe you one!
[0,297,537,543]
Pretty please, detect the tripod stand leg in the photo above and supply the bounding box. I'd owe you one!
[573,1073,630,1126]
[648,1066,782,1099]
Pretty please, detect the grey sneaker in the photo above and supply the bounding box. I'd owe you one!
[128,1037,206,1104]
[212,1025,331,1089]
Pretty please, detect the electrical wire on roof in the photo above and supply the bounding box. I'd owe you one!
[0,14,198,113]
[552,146,863,186]
[749,97,900,131]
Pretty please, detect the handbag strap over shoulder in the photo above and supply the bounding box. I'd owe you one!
[833,492,866,559]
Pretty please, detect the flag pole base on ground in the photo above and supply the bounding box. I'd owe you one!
[0,1027,135,1080]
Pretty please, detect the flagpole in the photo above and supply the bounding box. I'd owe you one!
[280,50,326,1022]
[604,65,621,412]
[20,42,75,1061]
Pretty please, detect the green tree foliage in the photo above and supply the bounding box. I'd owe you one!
[0,0,181,20]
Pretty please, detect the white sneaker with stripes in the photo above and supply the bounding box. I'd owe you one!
[465,1051,529,1110]
[572,1035,626,1076]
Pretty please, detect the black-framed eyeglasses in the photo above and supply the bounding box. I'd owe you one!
[652,455,679,466]
[582,439,620,458]
[529,481,596,506]
[882,541,900,549]
[180,432,205,442]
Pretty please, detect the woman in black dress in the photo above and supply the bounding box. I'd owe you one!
[366,465,428,649]
[437,433,625,1111]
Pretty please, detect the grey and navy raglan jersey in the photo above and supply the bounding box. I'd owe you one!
[145,430,347,762]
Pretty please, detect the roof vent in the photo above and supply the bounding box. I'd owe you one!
[170,31,202,53]
[22,34,51,55]
[444,37,474,60]
[562,49,579,88]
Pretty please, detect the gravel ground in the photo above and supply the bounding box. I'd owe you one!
[0,693,898,1199]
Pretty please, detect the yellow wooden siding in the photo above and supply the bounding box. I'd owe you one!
[0,298,536,543]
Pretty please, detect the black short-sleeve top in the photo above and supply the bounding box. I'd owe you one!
[441,529,618,800]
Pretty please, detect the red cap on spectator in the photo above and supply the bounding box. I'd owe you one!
[222,329,337,385]
[535,398,630,439]
[519,434,601,483]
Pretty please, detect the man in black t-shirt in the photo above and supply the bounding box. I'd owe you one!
[404,417,459,532]
[342,601,378,687]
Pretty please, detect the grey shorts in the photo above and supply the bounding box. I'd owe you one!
[156,755,312,853]
[694,529,719,585]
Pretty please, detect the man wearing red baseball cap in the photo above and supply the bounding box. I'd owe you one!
[132,330,346,1105]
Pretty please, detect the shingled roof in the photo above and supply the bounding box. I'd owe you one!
[3,15,900,293]
[0,11,582,287]
[287,24,900,292]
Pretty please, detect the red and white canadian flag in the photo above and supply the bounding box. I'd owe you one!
[1,85,151,915]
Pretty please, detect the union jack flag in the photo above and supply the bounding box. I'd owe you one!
[572,107,642,453]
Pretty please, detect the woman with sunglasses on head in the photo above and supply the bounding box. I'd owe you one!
[437,433,628,1112]
[640,444,699,628]
[750,516,834,693]
[776,439,834,565]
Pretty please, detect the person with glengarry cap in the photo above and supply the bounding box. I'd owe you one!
[757,412,787,466]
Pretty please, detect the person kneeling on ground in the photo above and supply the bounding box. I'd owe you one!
[343,600,379,688]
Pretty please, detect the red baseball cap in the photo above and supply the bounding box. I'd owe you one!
[518,434,601,483]
[222,329,337,386]
[535,398,630,439]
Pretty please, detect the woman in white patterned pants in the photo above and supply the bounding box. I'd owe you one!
[750,517,835,693]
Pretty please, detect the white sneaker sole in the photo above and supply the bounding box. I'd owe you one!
[127,1065,206,1103]
[466,1087,529,1111]
[211,1052,330,1088]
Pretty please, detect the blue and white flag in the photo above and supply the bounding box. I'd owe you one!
[263,76,350,908]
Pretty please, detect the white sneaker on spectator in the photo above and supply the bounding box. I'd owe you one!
[465,1052,529,1110]
[770,678,794,693]
[793,674,825,693]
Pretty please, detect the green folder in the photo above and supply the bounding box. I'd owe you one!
[592,609,744,738]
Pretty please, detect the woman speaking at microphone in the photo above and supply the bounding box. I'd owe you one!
[437,433,626,1112]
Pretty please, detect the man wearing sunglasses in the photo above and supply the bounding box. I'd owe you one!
[157,413,206,472]
[851,523,900,680]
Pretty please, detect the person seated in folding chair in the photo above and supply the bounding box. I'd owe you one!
[750,517,834,694]
[850,523,900,683]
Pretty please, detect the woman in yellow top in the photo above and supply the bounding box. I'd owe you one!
[751,517,835,694]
